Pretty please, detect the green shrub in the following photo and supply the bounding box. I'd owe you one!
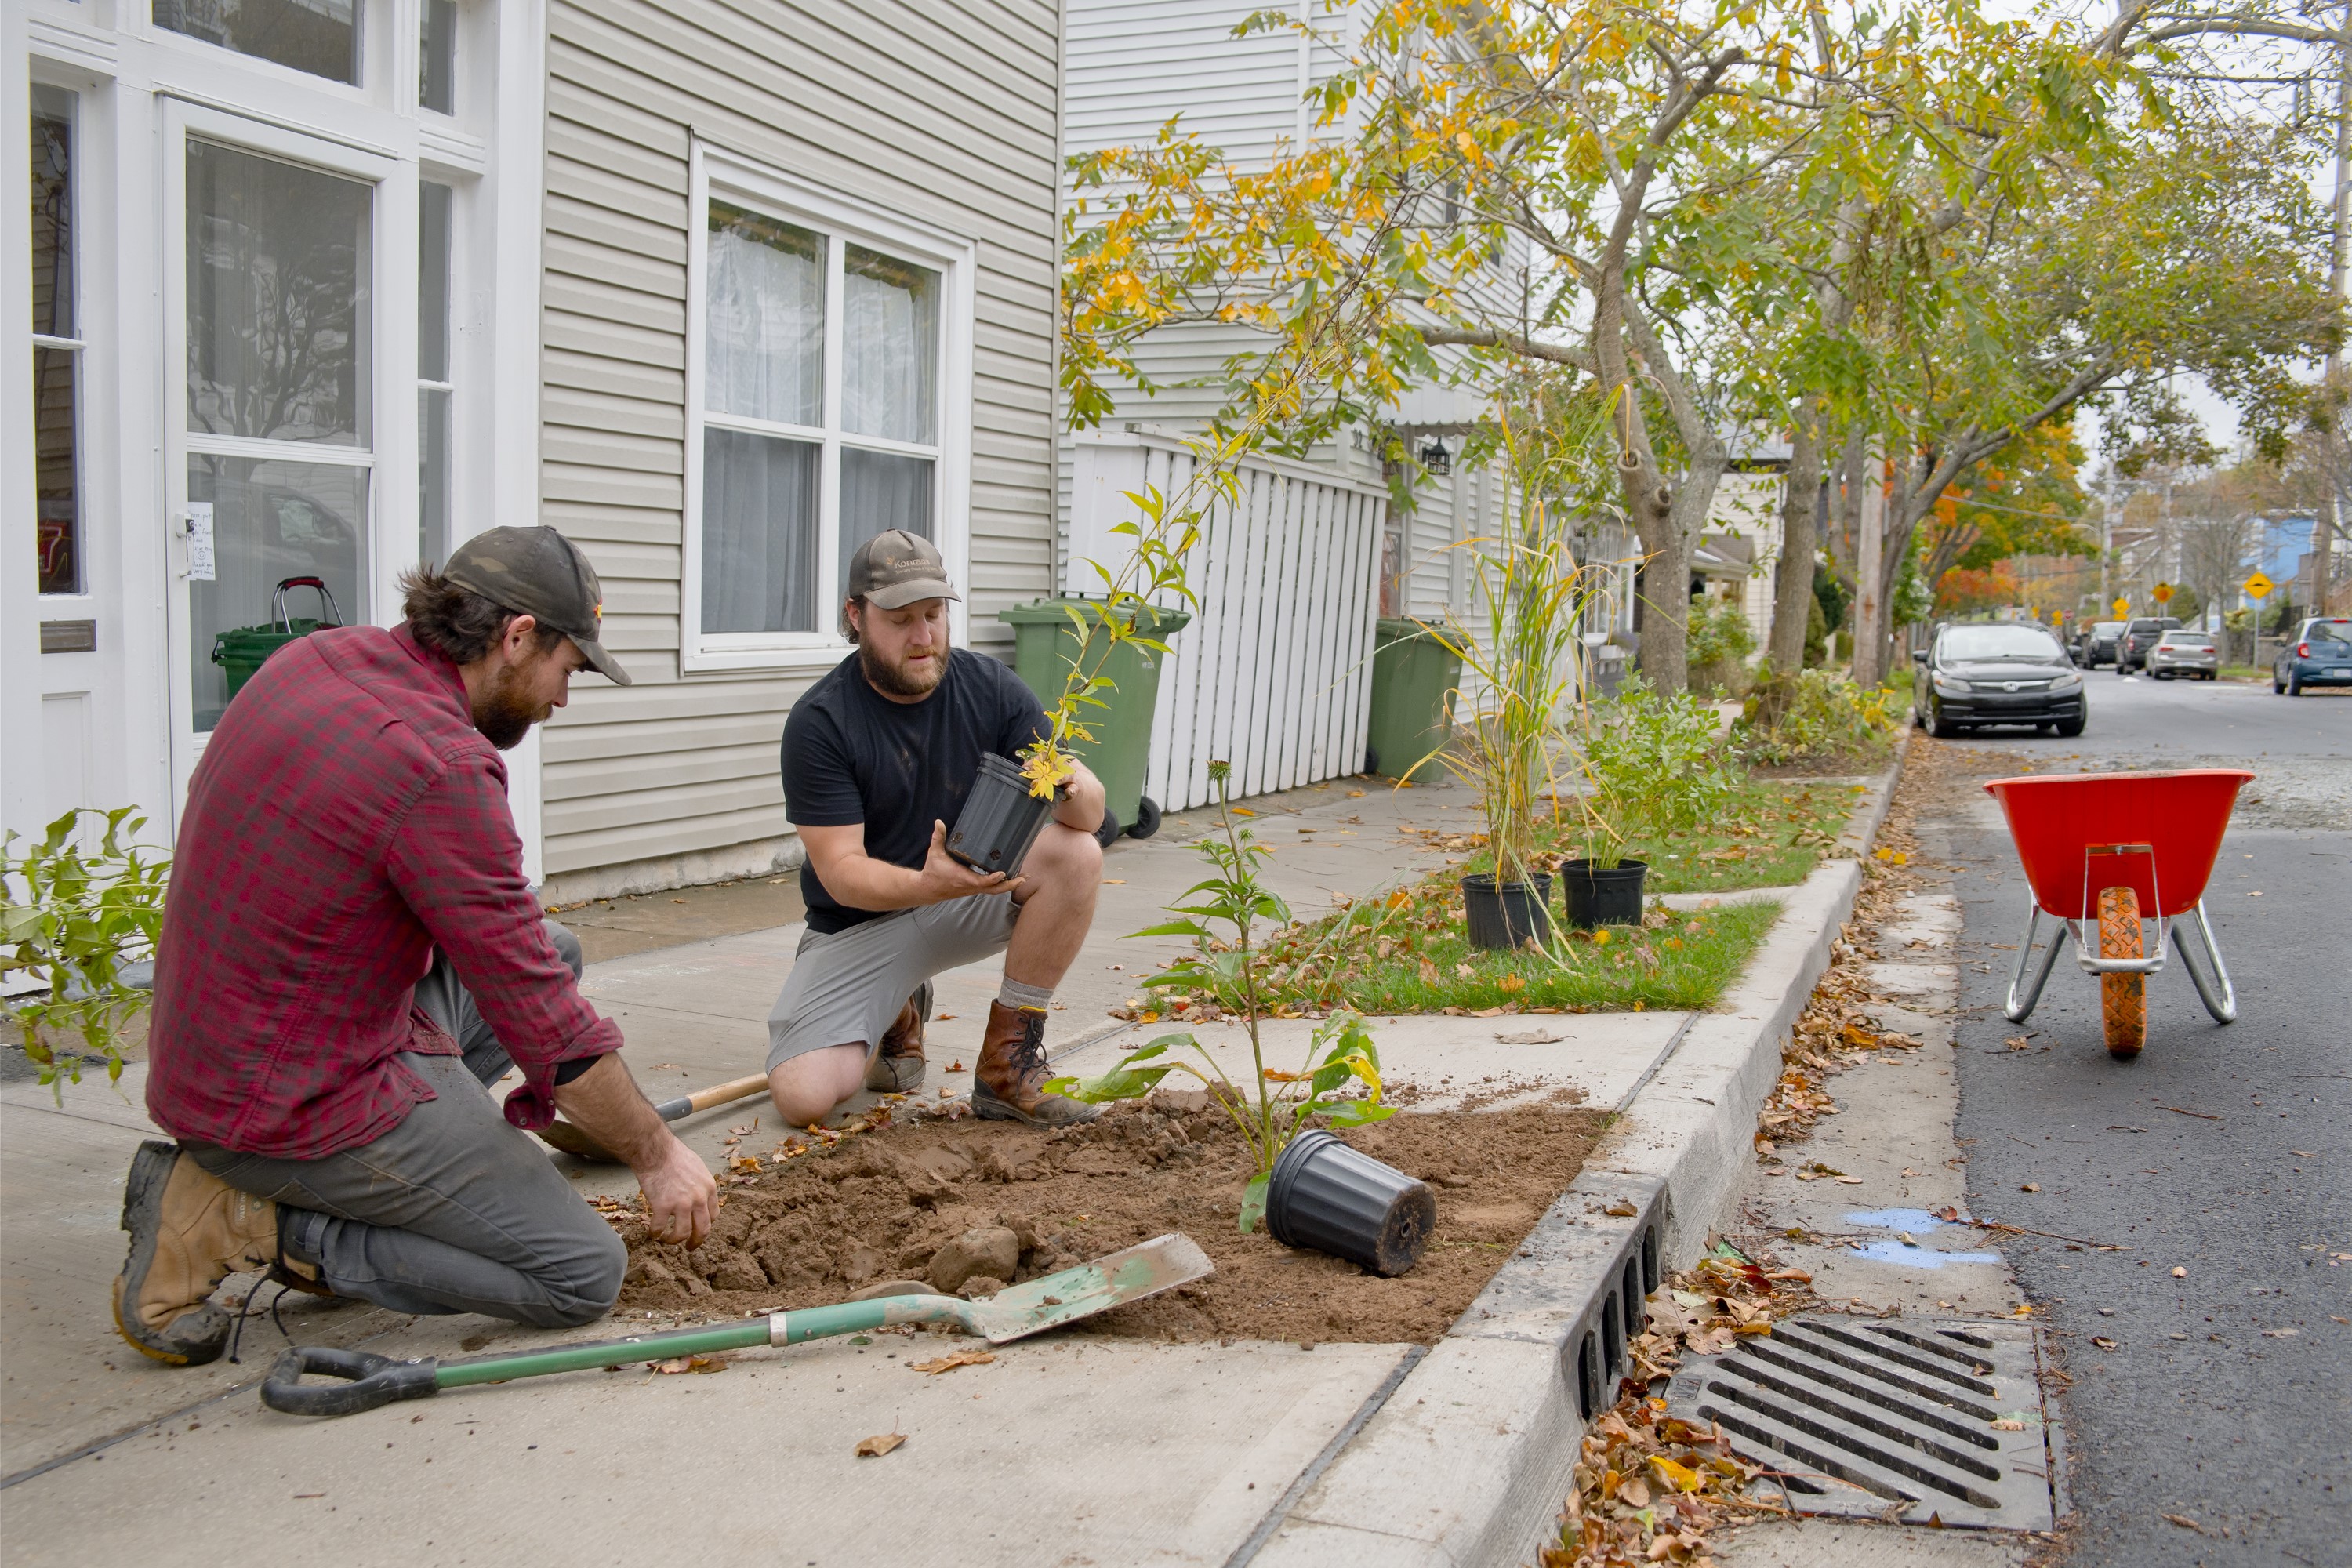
[1736,670,1902,765]
[1686,593,1757,692]
[2,808,169,1094]
[1579,679,1743,855]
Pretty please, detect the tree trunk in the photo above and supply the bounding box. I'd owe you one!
[1853,448,1886,686]
[1767,409,1827,672]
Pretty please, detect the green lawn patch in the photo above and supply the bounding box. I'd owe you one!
[1615,779,1860,895]
[1236,884,1780,1017]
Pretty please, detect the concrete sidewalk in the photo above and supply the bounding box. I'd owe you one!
[0,758,1889,1566]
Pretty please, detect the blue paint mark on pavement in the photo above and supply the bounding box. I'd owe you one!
[1843,1208,1968,1232]
[1848,1241,2005,1267]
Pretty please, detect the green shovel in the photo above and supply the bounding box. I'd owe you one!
[259,1232,1212,1418]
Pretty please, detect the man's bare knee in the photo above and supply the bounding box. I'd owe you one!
[1025,822,1103,889]
[768,1047,862,1126]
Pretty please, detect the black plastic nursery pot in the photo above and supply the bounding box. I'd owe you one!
[1461,872,1555,949]
[946,753,1054,878]
[1265,1129,1437,1277]
[1559,858,1649,927]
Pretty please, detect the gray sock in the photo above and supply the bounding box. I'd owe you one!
[998,977,1054,1013]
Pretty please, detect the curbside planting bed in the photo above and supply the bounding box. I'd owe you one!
[1237,734,1910,1568]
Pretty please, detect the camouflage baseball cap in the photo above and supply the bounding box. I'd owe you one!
[441,526,633,685]
[846,528,960,610]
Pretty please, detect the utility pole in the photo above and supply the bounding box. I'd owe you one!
[2321,8,2350,611]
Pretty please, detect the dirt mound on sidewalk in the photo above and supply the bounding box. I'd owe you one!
[612,1094,1607,1345]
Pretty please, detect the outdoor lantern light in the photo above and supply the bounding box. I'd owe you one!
[1419,437,1452,475]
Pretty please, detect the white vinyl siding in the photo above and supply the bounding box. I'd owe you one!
[538,0,1059,884]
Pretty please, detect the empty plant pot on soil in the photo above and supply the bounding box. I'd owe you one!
[947,753,1054,877]
[1265,1129,1436,1277]
[1462,872,1554,949]
[1559,859,1647,927]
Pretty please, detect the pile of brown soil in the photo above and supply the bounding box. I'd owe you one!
[614,1093,1609,1345]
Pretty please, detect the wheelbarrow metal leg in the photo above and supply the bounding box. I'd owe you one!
[2004,900,2063,1023]
[2171,899,2238,1025]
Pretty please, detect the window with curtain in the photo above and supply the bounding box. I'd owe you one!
[695,192,942,647]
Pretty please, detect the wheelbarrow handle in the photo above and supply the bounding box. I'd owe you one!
[270,575,343,633]
[260,1345,441,1417]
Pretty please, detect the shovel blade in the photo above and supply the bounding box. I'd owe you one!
[970,1233,1213,1343]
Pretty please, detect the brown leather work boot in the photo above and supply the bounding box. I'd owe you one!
[971,1000,1100,1127]
[112,1141,282,1366]
[863,980,933,1094]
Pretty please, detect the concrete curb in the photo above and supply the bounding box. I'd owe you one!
[1245,735,1911,1568]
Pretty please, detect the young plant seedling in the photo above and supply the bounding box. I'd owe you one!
[1044,761,1392,1230]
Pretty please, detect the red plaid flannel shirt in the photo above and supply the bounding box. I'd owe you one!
[146,624,620,1160]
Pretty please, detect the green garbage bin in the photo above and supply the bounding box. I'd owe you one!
[1365,616,1460,780]
[998,597,1191,840]
[211,577,344,703]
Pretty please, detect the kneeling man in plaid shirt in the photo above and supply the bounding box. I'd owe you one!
[118,528,716,1366]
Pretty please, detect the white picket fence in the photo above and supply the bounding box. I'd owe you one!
[1065,430,1389,814]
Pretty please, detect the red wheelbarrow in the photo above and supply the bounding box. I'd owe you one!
[1984,768,2250,1058]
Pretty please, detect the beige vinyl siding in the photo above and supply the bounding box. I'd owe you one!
[537,0,1061,884]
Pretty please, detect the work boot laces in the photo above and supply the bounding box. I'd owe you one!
[1003,1008,1049,1081]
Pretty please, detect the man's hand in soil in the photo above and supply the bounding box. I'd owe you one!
[553,1054,717,1247]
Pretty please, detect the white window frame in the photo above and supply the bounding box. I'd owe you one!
[681,138,975,673]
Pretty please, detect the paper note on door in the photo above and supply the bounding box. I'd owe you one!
[186,503,215,582]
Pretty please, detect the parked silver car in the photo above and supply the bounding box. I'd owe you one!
[2147,629,2220,681]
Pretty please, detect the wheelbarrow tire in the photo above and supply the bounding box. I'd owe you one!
[2097,886,2146,1060]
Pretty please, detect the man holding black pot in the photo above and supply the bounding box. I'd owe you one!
[765,531,1105,1129]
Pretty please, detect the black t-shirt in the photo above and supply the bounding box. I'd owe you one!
[781,648,1051,933]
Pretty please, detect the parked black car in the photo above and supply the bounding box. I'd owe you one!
[2271,616,2352,695]
[2078,619,2126,667]
[1913,622,2087,737]
[2116,615,2182,673]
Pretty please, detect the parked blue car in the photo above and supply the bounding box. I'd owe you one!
[2272,617,2352,695]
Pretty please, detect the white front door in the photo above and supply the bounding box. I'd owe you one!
[160,103,408,805]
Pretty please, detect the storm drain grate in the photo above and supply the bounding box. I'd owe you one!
[1664,1316,2056,1528]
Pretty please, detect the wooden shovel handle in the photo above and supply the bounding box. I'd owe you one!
[652,1073,773,1121]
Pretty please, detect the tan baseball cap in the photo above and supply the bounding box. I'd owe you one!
[846,529,959,610]
[441,526,633,685]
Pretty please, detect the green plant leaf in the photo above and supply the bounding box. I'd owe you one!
[1239,1173,1270,1234]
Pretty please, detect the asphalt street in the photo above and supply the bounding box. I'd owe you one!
[1918,673,2349,1567]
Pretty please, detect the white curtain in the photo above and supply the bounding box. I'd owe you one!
[705,204,823,427]
[702,427,818,633]
[841,244,937,445]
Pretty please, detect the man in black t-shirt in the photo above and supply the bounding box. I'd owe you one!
[764,530,1105,1128]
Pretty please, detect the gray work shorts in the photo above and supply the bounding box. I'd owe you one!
[765,893,1017,1073]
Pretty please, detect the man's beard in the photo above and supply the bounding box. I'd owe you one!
[859,640,944,699]
[472,662,552,750]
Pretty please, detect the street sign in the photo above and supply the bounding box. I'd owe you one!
[2151,582,2174,604]
[2243,571,2274,601]
[2111,597,2130,618]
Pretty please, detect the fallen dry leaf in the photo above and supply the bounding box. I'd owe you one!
[1603,1202,1639,1218]
[1497,1029,1566,1045]
[2161,1514,2204,1533]
[1991,1418,2026,1432]
[2091,1337,2118,1351]
[2020,1182,2041,1192]
[909,1348,996,1376]
[855,1432,907,1458]
[652,1354,729,1375]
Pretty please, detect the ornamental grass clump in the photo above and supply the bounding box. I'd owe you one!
[1421,400,1611,900]
[1045,761,1391,1231]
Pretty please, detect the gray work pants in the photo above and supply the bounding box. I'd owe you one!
[185,921,626,1328]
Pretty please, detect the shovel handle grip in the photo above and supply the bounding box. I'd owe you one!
[648,1073,771,1121]
[261,1346,441,1417]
